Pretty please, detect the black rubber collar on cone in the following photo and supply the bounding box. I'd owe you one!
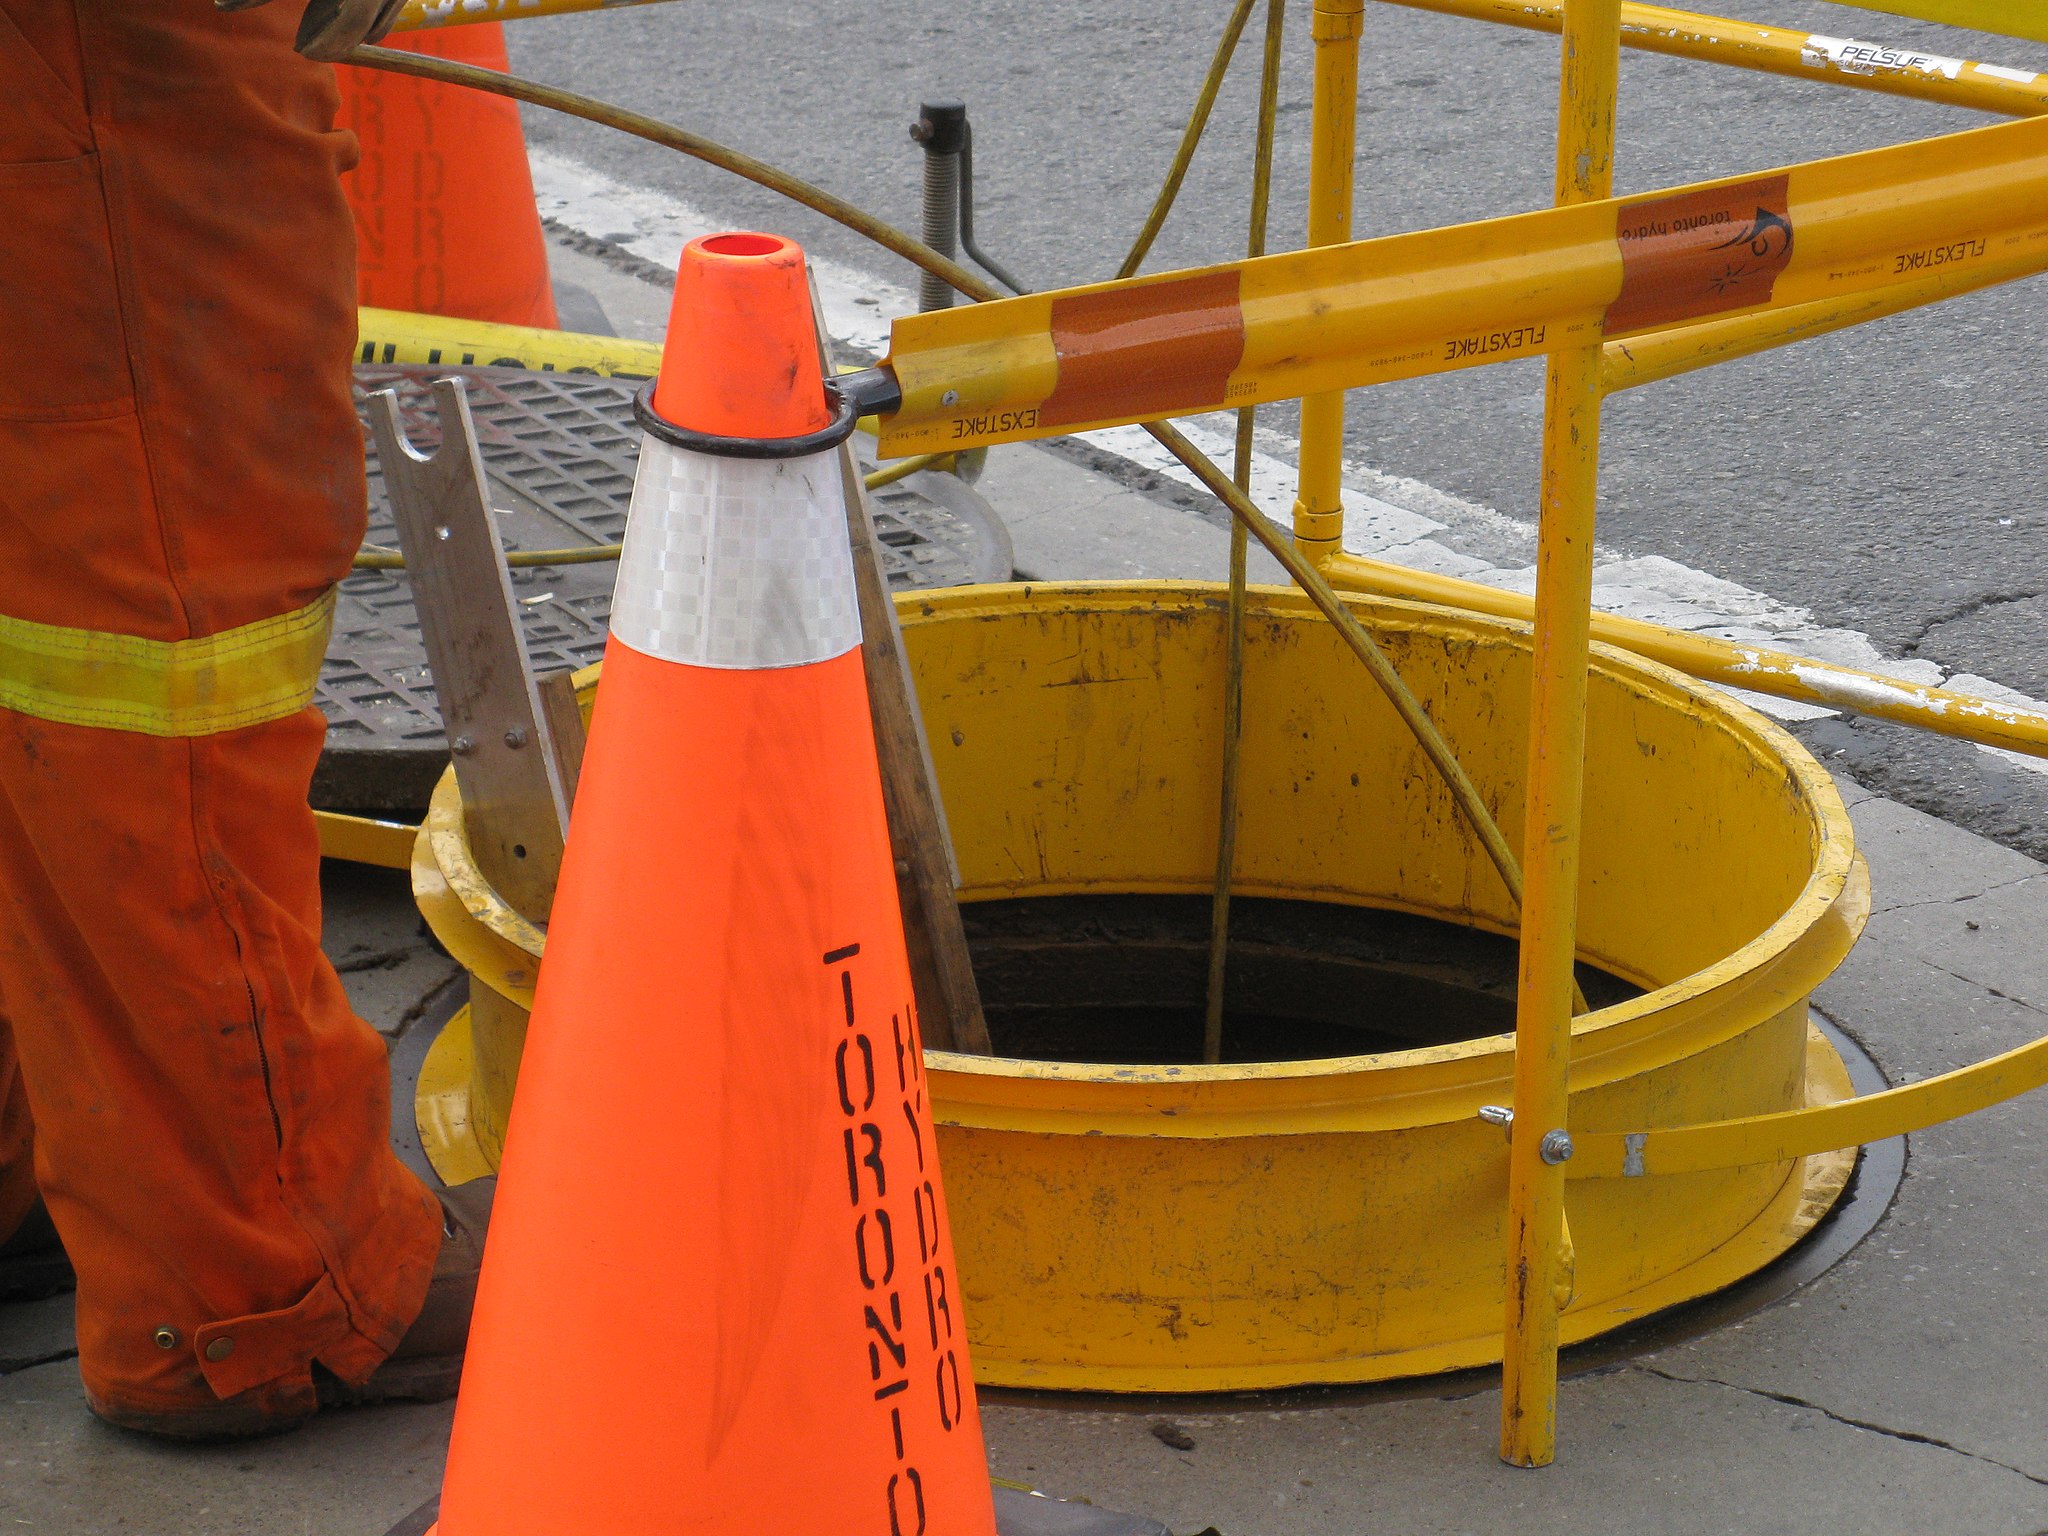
[633,378,859,459]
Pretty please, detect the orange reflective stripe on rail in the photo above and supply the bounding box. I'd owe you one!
[1039,269,1245,428]
[876,110,2048,455]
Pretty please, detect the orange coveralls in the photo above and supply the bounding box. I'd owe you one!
[0,0,440,1423]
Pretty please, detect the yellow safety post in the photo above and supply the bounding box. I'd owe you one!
[1292,0,1366,562]
[1382,0,2048,118]
[1501,0,1621,1471]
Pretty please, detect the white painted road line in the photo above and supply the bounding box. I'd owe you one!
[532,147,2048,771]
[533,148,901,359]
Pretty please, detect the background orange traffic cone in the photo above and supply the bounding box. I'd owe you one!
[426,231,998,1536]
[336,24,560,328]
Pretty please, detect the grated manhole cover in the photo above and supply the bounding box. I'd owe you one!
[315,365,1013,809]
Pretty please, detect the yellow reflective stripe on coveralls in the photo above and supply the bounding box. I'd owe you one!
[0,590,335,737]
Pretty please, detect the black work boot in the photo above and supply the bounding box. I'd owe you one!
[87,1178,495,1442]
[0,1198,74,1303]
[318,1175,495,1407]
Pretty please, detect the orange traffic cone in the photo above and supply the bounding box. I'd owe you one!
[427,232,998,1536]
[336,24,560,328]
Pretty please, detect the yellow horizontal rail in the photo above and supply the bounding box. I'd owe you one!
[1572,1027,2048,1177]
[876,111,2048,455]
[390,0,678,30]
[1320,552,2048,760]
[314,809,420,870]
[1383,0,2048,116]
[354,212,2048,431]
[1602,245,2048,390]
[1842,0,2048,46]
[390,0,2048,47]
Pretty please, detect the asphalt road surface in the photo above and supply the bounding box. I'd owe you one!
[507,0,2048,854]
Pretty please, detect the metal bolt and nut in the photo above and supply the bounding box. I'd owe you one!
[1478,1108,1572,1163]
[503,727,528,749]
[451,735,476,756]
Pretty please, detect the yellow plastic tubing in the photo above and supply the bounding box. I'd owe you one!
[356,306,661,377]
[876,110,2048,454]
[1384,0,2048,116]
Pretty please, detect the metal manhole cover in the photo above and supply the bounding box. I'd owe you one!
[315,365,1013,809]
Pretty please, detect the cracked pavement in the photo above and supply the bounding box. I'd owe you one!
[1628,1363,2048,1494]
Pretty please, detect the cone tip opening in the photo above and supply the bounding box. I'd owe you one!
[690,231,796,262]
[652,231,828,438]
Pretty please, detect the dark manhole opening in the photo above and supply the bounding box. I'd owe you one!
[961,897,1901,1412]
[963,895,1641,1066]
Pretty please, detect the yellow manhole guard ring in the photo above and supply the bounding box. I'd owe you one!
[414,581,1864,1391]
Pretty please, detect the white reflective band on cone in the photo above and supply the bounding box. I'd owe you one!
[609,436,863,669]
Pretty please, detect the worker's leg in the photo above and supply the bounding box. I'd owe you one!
[0,0,441,1426]
[0,1026,34,1246]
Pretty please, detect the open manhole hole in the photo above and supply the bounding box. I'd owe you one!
[966,894,1641,1063]
[316,364,1014,810]
[960,894,1898,1408]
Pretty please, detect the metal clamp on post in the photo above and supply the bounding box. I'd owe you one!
[835,365,905,420]
[910,100,968,315]
[1478,1106,1572,1164]
[910,98,1028,301]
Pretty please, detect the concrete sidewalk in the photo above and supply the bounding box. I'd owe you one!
[6,250,2046,1535]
